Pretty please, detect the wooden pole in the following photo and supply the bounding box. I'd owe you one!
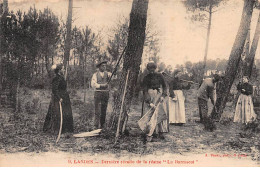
[115,70,130,144]
[108,46,127,84]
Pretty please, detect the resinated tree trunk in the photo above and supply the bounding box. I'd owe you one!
[212,0,256,120]
[108,0,149,132]
[244,11,260,77]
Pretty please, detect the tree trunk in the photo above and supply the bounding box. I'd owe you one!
[0,56,2,107]
[3,0,8,13]
[203,0,213,76]
[45,55,51,78]
[15,77,20,113]
[63,0,73,74]
[73,51,76,66]
[212,0,255,120]
[37,55,39,76]
[0,8,4,105]
[42,57,44,78]
[108,0,149,133]
[244,11,260,77]
[83,54,86,102]
[237,27,250,80]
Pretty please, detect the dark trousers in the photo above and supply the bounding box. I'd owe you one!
[198,97,216,131]
[198,98,208,122]
[94,91,109,129]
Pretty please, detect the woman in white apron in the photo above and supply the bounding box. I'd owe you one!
[234,76,257,124]
[168,70,190,125]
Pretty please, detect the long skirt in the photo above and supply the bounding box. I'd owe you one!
[43,93,74,134]
[168,90,186,124]
[234,94,257,124]
[138,89,169,137]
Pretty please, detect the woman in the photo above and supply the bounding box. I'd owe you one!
[43,64,74,135]
[168,70,190,125]
[138,61,168,142]
[234,76,257,124]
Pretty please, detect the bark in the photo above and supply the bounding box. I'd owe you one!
[42,57,44,78]
[108,0,149,132]
[37,55,40,76]
[0,49,2,106]
[212,0,255,120]
[203,0,213,75]
[44,55,51,78]
[244,11,260,77]
[0,9,4,105]
[63,0,73,71]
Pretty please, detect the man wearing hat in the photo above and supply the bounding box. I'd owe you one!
[197,74,221,131]
[91,61,113,129]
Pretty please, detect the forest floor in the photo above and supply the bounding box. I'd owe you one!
[0,88,260,167]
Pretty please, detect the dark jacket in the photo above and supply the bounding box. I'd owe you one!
[198,78,215,104]
[237,82,253,96]
[169,77,191,98]
[142,72,167,103]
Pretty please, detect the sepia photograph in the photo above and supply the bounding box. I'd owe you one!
[0,0,260,167]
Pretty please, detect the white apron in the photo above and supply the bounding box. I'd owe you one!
[168,90,186,124]
[138,89,169,136]
[234,94,257,124]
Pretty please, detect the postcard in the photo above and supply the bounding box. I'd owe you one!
[0,0,259,167]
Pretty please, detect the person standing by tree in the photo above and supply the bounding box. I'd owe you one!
[91,61,113,129]
[139,61,168,142]
[43,64,74,135]
[234,76,257,124]
[168,69,191,126]
[197,74,220,131]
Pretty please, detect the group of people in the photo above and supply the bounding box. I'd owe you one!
[42,60,258,142]
[139,61,258,142]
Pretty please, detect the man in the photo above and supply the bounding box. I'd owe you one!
[197,74,221,131]
[138,61,168,142]
[91,61,113,129]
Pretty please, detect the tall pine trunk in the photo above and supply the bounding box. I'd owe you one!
[212,0,255,120]
[63,0,73,73]
[108,0,149,132]
[244,11,260,77]
[45,55,51,78]
[203,0,213,76]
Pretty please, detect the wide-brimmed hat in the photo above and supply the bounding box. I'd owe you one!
[96,61,108,68]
